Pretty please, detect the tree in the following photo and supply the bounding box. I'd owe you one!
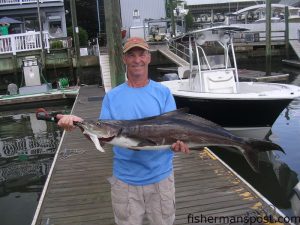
[67,26,89,47]
[64,0,105,38]
[185,11,194,31]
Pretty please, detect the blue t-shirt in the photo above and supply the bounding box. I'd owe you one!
[100,80,176,185]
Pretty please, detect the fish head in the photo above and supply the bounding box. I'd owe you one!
[94,120,121,139]
[76,120,120,140]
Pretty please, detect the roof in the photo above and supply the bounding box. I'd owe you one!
[279,0,300,6]
[186,0,261,5]
[232,3,297,14]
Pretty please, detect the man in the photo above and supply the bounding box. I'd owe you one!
[57,37,189,225]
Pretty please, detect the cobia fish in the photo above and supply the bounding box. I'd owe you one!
[36,108,284,173]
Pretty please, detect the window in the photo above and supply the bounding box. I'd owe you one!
[24,17,39,31]
[133,9,140,17]
[49,21,62,36]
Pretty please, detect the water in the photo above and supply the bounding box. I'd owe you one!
[0,107,70,225]
[211,58,300,216]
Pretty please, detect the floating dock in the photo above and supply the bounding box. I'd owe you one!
[0,88,79,112]
[31,85,290,225]
[238,69,289,82]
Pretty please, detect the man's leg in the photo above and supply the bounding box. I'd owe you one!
[144,173,176,225]
[108,176,145,225]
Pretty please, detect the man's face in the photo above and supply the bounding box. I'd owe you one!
[123,47,151,79]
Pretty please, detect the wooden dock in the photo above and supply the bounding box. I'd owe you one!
[32,85,288,225]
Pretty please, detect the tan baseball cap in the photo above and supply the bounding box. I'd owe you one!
[123,37,149,53]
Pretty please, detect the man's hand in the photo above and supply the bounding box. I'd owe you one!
[171,140,190,154]
[56,114,83,131]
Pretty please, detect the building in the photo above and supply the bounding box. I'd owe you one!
[0,0,67,38]
[120,0,166,38]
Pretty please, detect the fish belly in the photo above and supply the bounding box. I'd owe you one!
[109,136,171,150]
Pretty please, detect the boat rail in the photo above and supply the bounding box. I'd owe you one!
[168,26,248,93]
[0,31,50,55]
[0,0,63,5]
[192,33,239,93]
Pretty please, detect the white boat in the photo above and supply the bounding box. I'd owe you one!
[230,4,300,22]
[161,25,300,138]
[226,4,300,41]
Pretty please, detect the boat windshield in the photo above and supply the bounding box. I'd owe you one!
[199,55,232,70]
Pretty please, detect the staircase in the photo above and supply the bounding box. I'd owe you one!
[289,40,300,59]
[150,44,190,67]
[99,54,112,92]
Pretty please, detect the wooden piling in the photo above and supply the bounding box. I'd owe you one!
[103,0,125,87]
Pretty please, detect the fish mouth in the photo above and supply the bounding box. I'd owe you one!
[99,136,115,142]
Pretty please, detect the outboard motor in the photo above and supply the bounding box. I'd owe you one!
[162,73,179,81]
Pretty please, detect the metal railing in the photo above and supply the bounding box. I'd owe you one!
[168,40,190,62]
[233,30,286,43]
[0,31,50,55]
[0,0,63,5]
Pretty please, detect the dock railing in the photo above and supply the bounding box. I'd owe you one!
[234,30,286,43]
[0,0,63,5]
[0,31,50,55]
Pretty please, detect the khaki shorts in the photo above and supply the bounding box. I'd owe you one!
[108,173,175,225]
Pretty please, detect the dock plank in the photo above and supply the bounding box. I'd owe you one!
[32,85,287,225]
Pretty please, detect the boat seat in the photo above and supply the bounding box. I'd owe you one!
[201,69,237,93]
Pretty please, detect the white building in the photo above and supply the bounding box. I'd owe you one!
[120,0,166,38]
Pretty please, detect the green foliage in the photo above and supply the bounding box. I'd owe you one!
[50,40,63,49]
[185,12,194,31]
[166,0,185,16]
[67,26,89,47]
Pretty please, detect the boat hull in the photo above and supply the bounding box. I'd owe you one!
[173,95,293,138]
[174,95,291,128]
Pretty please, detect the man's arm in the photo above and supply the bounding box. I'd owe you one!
[56,114,83,131]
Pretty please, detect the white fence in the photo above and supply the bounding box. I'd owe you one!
[0,0,63,5]
[0,31,50,55]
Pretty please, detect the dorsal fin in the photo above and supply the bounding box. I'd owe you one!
[166,111,233,136]
[129,108,189,122]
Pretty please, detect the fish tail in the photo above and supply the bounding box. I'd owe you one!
[246,139,285,154]
[242,139,284,173]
